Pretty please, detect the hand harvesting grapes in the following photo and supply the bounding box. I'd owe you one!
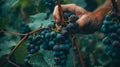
[53,0,120,34]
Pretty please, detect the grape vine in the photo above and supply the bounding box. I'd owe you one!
[23,10,80,67]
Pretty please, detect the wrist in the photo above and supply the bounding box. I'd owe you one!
[93,0,112,22]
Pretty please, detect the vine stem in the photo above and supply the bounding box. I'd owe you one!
[56,0,65,24]
[0,28,43,36]
[71,49,76,67]
[6,35,27,67]
[111,0,119,12]
[72,36,77,67]
[1,27,43,67]
[2,31,26,36]
[72,35,85,67]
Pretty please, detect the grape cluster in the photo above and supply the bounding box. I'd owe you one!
[43,0,64,20]
[24,11,80,67]
[53,38,71,66]
[101,12,120,63]
[63,11,78,22]
[24,35,42,65]
[20,22,31,38]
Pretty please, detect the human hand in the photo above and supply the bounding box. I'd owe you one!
[53,4,99,34]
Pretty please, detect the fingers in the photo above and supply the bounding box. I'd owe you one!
[76,13,100,34]
[76,14,89,27]
[53,4,78,23]
[53,6,60,23]
[74,6,88,17]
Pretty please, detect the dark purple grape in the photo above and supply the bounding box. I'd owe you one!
[54,57,61,63]
[43,0,64,20]
[61,27,68,36]
[26,54,32,59]
[53,45,60,51]
[100,25,107,33]
[64,12,69,21]
[56,33,62,40]
[66,23,79,33]
[53,51,64,57]
[24,58,29,64]
[47,23,55,28]
[69,14,78,22]
[66,23,75,29]
[20,22,31,37]
[110,33,118,39]
[59,45,66,51]
[29,49,36,54]
[35,41,42,46]
[112,41,120,48]
[53,52,61,57]
[104,46,111,52]
[45,33,50,39]
[50,31,56,38]
[41,30,47,35]
[28,35,33,41]
[106,50,112,56]
[102,37,111,44]
[34,46,40,51]
[49,41,55,47]
[30,39,37,44]
[29,44,35,49]
[105,15,111,21]
[110,11,117,18]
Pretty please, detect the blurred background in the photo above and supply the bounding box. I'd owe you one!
[0,0,119,67]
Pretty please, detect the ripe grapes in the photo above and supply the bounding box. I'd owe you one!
[101,11,120,63]
[23,10,80,66]
[43,0,64,20]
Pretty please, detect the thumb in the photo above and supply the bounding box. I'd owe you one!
[77,14,89,27]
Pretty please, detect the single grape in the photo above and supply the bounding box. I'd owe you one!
[54,57,61,63]
[56,33,62,40]
[49,41,55,49]
[112,41,120,48]
[26,53,32,59]
[53,45,60,51]
[29,49,36,54]
[102,37,111,44]
[69,14,78,22]
[109,33,118,39]
[61,27,68,36]
[45,33,50,39]
[50,31,56,38]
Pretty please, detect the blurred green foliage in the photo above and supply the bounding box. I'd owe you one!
[14,42,27,64]
[12,0,47,16]
[0,17,9,30]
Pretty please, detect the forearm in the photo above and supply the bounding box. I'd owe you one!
[93,0,112,23]
[77,0,113,34]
